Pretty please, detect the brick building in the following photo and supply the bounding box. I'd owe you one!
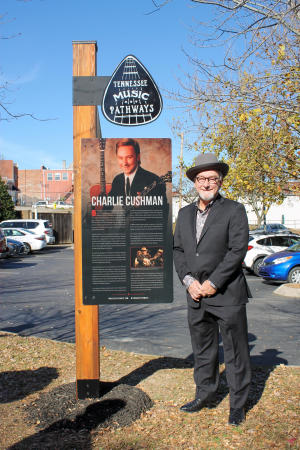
[18,161,74,205]
[0,160,19,204]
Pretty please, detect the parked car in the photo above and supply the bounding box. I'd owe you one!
[1,228,47,253]
[6,238,27,256]
[258,242,300,284]
[6,239,27,257]
[0,228,8,259]
[53,200,73,209]
[33,200,73,209]
[6,240,18,257]
[249,223,294,235]
[0,219,55,244]
[244,233,300,275]
[32,200,49,207]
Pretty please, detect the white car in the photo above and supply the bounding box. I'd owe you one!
[32,200,49,208]
[0,219,55,244]
[1,228,47,253]
[244,233,300,275]
[53,200,73,209]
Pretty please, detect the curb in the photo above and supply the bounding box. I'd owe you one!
[274,283,300,298]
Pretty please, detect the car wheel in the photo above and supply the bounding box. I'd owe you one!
[253,257,264,276]
[287,266,300,284]
[23,243,31,254]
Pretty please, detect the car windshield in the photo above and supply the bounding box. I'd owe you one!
[287,243,300,252]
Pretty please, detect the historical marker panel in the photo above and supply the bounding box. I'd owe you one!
[81,138,172,304]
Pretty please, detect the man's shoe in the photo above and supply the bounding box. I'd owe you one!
[228,408,245,426]
[180,398,207,413]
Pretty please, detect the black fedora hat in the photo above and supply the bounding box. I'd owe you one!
[186,153,229,181]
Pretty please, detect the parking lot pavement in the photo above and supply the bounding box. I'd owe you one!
[246,275,300,365]
[0,247,299,365]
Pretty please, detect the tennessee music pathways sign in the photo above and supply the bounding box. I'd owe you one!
[102,55,163,126]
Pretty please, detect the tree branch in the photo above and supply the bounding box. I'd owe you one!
[0,103,57,121]
[191,0,300,36]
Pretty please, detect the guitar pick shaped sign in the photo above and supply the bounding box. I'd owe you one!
[102,55,163,126]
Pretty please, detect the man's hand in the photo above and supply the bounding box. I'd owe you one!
[188,280,203,301]
[200,280,217,297]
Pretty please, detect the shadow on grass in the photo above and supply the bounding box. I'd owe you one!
[8,399,126,450]
[9,383,152,450]
[117,333,284,413]
[0,367,58,403]
[7,337,284,448]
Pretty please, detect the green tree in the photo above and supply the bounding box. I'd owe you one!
[0,176,16,221]
[190,99,299,224]
[156,0,299,218]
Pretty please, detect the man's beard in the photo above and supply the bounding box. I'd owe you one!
[198,190,217,203]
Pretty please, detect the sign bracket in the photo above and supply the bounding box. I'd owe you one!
[72,76,111,106]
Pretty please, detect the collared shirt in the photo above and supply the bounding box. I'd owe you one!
[195,199,214,243]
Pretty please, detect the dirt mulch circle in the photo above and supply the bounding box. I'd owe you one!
[24,382,153,431]
[8,383,153,450]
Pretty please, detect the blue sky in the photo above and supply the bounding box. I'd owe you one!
[1,0,214,172]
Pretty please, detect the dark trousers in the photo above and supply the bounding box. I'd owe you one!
[187,303,251,409]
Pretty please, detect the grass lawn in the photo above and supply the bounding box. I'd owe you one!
[0,331,299,449]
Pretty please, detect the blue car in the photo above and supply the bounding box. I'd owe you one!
[6,238,26,256]
[258,242,300,283]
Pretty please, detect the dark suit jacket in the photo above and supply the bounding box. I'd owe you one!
[173,195,250,308]
[109,166,166,199]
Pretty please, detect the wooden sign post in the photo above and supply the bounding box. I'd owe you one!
[72,42,170,399]
[73,41,100,399]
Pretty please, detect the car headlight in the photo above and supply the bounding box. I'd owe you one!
[272,256,293,265]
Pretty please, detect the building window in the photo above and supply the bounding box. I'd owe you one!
[47,173,53,181]
[62,172,68,180]
[55,173,61,181]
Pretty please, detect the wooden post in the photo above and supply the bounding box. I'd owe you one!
[179,132,184,210]
[73,41,100,399]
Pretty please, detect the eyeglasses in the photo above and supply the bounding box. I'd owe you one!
[195,176,220,185]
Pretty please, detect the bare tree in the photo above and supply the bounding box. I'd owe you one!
[0,4,52,121]
[151,0,299,219]
[156,1,299,136]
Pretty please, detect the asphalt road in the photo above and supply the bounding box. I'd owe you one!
[0,245,299,366]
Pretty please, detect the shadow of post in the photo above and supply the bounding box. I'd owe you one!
[6,333,287,449]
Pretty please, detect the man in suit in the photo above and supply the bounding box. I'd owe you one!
[108,138,167,200]
[173,153,251,426]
